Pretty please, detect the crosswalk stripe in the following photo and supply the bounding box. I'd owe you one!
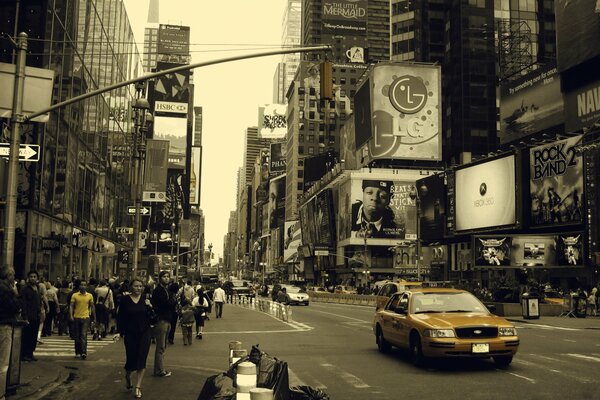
[35,336,114,358]
[565,353,600,362]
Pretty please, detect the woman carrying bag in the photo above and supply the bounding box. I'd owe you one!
[192,288,209,339]
[117,278,153,398]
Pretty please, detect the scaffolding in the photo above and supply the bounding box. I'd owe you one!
[496,20,534,82]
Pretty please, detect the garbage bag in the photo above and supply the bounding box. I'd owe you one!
[289,386,331,400]
[255,350,289,400]
[197,373,236,400]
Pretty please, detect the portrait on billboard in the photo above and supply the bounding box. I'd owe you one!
[417,173,447,241]
[284,221,302,263]
[350,178,416,240]
[268,175,286,229]
[474,237,512,267]
[313,190,336,247]
[556,234,583,266]
[529,136,584,227]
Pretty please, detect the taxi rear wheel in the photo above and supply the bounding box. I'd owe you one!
[410,332,427,368]
[376,326,391,353]
[493,355,513,368]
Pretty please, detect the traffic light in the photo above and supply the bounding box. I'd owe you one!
[320,61,333,100]
[118,250,130,263]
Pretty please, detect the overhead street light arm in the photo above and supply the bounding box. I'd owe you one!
[24,45,332,122]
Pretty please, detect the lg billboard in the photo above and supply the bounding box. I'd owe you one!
[455,155,517,232]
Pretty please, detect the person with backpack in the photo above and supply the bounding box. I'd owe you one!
[95,280,114,339]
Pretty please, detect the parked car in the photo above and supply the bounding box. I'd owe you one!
[280,285,310,306]
[373,288,519,367]
[229,280,253,298]
[334,285,357,294]
[375,280,423,310]
[308,286,327,293]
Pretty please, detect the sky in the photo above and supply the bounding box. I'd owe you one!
[123,0,286,260]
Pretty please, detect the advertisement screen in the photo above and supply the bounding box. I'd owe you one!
[322,0,367,35]
[158,24,190,55]
[366,64,442,161]
[284,221,302,263]
[474,233,583,267]
[153,62,191,115]
[269,142,286,175]
[555,0,600,72]
[313,190,336,247]
[143,140,169,202]
[189,147,201,205]
[529,136,584,227]
[299,201,316,247]
[500,65,563,144]
[455,155,516,231]
[268,174,286,229]
[258,104,287,139]
[416,173,447,241]
[564,78,600,132]
[348,177,417,241]
[337,180,352,241]
[153,116,188,167]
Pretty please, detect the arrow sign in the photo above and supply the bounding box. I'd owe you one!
[127,206,151,215]
[116,227,133,234]
[0,143,40,162]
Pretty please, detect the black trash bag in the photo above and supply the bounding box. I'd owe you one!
[254,350,289,400]
[289,386,331,400]
[197,373,236,400]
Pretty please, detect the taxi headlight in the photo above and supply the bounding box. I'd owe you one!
[498,327,517,336]
[423,329,456,338]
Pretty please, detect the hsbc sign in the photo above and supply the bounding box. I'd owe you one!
[155,101,188,114]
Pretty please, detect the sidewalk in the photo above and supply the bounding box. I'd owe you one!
[7,359,69,400]
[507,315,600,329]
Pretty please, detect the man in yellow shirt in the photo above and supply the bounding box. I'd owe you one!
[69,279,95,359]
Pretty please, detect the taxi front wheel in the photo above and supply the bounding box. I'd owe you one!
[493,355,513,368]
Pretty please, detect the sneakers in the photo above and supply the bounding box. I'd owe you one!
[154,370,171,377]
[81,353,87,360]
[195,333,202,339]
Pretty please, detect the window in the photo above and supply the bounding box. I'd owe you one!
[297,170,304,178]
[308,146,315,155]
[297,183,304,191]
[307,134,314,142]
[299,146,304,154]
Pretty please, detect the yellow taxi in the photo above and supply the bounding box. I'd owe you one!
[373,288,519,367]
[375,280,423,311]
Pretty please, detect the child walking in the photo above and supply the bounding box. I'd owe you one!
[179,299,195,346]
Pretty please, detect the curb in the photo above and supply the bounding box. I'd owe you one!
[11,365,71,400]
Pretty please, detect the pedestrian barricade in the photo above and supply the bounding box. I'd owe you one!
[308,292,376,307]
[238,298,292,323]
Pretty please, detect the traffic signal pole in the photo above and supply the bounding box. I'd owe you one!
[2,33,27,268]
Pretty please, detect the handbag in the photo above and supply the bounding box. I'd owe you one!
[145,296,160,326]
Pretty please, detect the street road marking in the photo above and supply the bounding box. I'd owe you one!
[566,353,600,362]
[321,363,370,389]
[35,336,114,358]
[505,372,536,384]
[515,323,580,331]
[529,354,562,363]
[563,339,577,342]
[288,368,307,387]
[310,308,370,323]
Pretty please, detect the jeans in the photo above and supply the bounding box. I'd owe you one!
[21,319,39,359]
[181,325,193,345]
[0,325,12,400]
[153,320,170,374]
[72,318,90,356]
[215,302,224,318]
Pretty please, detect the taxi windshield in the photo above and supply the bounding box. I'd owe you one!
[411,292,487,314]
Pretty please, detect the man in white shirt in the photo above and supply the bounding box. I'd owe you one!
[212,284,226,319]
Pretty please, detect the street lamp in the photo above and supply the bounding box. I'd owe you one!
[131,92,151,279]
[253,241,262,285]
[409,184,428,281]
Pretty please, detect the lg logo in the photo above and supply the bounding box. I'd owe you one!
[389,75,428,114]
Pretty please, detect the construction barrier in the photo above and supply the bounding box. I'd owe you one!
[308,292,377,307]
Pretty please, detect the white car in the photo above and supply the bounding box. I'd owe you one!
[281,285,310,306]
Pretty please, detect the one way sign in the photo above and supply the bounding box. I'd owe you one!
[127,206,151,215]
[0,143,40,162]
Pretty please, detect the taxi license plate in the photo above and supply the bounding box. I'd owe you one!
[472,343,489,353]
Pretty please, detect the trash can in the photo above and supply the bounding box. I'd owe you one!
[6,321,27,396]
[521,292,540,319]
[574,294,587,318]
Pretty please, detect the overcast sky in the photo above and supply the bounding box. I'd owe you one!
[123,0,286,260]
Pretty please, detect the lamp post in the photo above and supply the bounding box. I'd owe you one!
[253,241,262,285]
[131,92,151,279]
[409,184,428,281]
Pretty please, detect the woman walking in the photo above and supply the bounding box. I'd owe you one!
[192,288,209,339]
[117,278,152,398]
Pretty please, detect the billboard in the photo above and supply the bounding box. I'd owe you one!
[322,0,367,35]
[143,140,169,202]
[354,63,442,161]
[158,24,190,55]
[474,233,584,268]
[313,190,336,247]
[153,115,188,167]
[416,173,448,241]
[499,65,563,144]
[153,62,191,115]
[268,174,286,229]
[455,155,517,232]
[564,78,600,132]
[284,221,302,263]
[258,104,287,139]
[189,147,201,205]
[346,177,417,241]
[269,142,286,175]
[529,136,584,227]
[555,0,600,72]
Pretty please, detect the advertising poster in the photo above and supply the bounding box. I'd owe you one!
[455,155,516,231]
[153,116,188,167]
[363,64,442,161]
[349,177,417,241]
[157,24,190,55]
[258,104,287,139]
[337,180,352,241]
[268,174,286,229]
[189,147,201,205]
[529,136,583,227]
[416,173,447,241]
[564,79,600,132]
[284,221,302,263]
[322,0,367,35]
[313,190,336,247]
[555,0,600,72]
[143,140,169,202]
[269,142,286,175]
[153,62,191,115]
[474,237,513,267]
[262,203,270,237]
[299,201,316,247]
[555,234,583,266]
[499,65,563,144]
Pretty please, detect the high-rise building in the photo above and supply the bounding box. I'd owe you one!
[243,127,271,184]
[274,0,302,103]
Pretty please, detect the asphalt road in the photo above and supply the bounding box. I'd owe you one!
[40,301,600,400]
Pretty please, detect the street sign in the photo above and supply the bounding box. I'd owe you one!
[116,227,133,234]
[315,250,329,256]
[127,206,151,215]
[0,143,40,162]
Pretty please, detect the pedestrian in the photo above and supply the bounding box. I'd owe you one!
[36,277,49,344]
[151,271,176,377]
[42,281,58,337]
[69,279,95,360]
[117,278,153,399]
[588,287,598,316]
[213,284,226,319]
[167,281,179,345]
[19,270,43,362]
[94,280,114,339]
[179,299,195,345]
[56,280,72,336]
[192,288,209,339]
[0,265,22,400]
